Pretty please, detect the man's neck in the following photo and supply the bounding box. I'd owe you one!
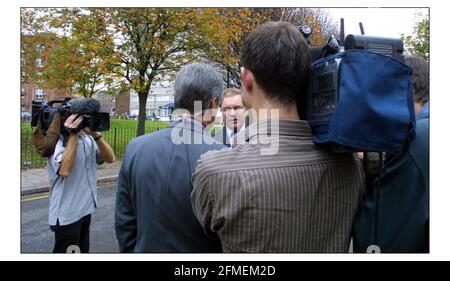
[250,100,300,122]
[247,88,301,122]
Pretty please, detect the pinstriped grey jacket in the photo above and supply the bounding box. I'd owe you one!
[191,120,365,253]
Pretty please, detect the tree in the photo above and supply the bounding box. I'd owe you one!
[21,9,63,94]
[253,8,337,48]
[21,33,60,92]
[196,8,338,87]
[51,9,116,98]
[21,8,116,98]
[22,8,201,136]
[106,8,200,136]
[194,8,264,88]
[21,8,338,136]
[403,13,429,60]
[37,8,118,98]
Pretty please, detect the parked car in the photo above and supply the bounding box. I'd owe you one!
[127,114,137,120]
[21,112,31,122]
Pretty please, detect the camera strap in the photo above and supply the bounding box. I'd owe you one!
[65,126,81,135]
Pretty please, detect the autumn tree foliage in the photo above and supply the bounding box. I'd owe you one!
[21,9,62,95]
[194,8,265,88]
[195,8,337,87]
[49,9,116,98]
[21,7,337,136]
[253,8,337,48]
[21,8,116,98]
[106,8,200,136]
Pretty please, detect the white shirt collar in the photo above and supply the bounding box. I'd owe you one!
[226,126,244,140]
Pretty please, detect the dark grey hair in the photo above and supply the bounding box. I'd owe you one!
[174,63,223,114]
[404,55,429,104]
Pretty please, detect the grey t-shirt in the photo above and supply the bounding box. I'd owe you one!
[47,134,101,226]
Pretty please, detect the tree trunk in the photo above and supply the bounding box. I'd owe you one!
[136,91,148,137]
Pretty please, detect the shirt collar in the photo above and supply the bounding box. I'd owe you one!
[236,119,312,144]
[226,125,244,139]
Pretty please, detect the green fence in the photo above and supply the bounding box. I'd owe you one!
[21,126,164,169]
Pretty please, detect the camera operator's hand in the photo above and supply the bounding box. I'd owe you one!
[83,126,101,139]
[83,123,115,163]
[64,114,83,135]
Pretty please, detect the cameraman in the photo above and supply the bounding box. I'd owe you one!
[47,113,115,253]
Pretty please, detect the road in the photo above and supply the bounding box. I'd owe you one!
[21,183,119,253]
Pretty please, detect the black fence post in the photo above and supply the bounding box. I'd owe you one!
[113,127,117,156]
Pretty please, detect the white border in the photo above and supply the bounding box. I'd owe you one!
[3,0,449,261]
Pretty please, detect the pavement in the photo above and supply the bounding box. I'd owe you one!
[21,160,122,196]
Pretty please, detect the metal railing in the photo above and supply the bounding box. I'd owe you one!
[21,127,163,169]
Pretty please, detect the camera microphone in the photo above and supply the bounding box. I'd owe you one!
[69,98,101,115]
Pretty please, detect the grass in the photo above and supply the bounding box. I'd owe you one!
[21,119,169,168]
[21,119,169,132]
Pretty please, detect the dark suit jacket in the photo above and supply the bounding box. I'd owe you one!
[115,119,225,252]
[214,126,231,147]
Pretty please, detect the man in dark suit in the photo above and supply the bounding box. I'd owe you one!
[214,88,246,148]
[115,63,225,252]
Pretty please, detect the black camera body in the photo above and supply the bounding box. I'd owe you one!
[304,19,412,154]
[308,35,404,119]
[31,97,110,133]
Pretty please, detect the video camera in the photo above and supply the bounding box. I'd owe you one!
[299,19,414,155]
[31,97,110,133]
[303,21,405,123]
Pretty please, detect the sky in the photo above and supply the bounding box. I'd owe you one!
[324,7,428,39]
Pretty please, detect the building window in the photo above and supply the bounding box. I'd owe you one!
[36,44,45,52]
[34,89,44,99]
[36,58,44,68]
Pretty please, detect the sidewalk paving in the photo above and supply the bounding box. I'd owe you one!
[21,160,122,196]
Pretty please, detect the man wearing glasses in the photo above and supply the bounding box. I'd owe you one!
[215,88,247,148]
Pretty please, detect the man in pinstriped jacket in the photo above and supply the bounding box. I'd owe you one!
[191,22,365,253]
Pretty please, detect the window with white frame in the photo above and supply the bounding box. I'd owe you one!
[36,58,44,68]
[36,44,45,52]
[34,89,44,99]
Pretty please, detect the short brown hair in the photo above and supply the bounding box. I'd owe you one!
[240,21,311,106]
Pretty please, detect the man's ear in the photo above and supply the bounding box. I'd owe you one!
[240,66,254,95]
[209,96,219,110]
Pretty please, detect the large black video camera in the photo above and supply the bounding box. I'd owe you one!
[31,97,110,133]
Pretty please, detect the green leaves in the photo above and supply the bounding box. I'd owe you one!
[21,7,337,136]
[403,14,429,61]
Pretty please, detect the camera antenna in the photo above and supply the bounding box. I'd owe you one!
[339,18,345,48]
[359,22,365,35]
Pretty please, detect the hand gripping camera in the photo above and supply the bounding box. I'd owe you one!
[31,97,110,133]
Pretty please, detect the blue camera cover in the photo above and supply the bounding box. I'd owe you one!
[307,49,415,154]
